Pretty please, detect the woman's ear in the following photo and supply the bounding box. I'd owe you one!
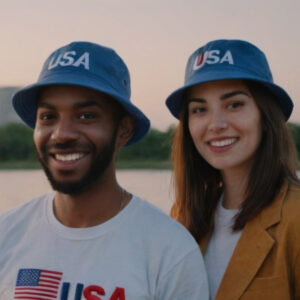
[116,115,135,148]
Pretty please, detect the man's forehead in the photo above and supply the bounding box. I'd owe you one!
[37,85,116,109]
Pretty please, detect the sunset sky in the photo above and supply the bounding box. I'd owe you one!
[0,0,299,130]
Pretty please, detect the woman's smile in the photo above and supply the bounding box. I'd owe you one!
[187,80,262,174]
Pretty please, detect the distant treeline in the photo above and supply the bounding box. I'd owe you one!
[0,122,299,169]
[0,123,175,168]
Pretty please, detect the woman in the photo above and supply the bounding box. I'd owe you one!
[165,39,300,299]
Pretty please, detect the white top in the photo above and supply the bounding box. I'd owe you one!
[204,197,242,299]
[0,193,209,300]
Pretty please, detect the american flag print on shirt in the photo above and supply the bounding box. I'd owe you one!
[14,268,63,300]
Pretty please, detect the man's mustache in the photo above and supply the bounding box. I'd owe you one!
[42,141,93,152]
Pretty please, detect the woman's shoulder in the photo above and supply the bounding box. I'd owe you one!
[287,182,300,192]
[284,182,300,205]
[281,182,300,226]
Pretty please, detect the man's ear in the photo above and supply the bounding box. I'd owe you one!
[116,115,135,148]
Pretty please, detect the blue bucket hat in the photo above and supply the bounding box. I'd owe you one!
[166,39,293,120]
[12,41,150,145]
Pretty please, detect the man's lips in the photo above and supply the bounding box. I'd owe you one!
[47,147,91,163]
[54,152,85,162]
[46,150,90,172]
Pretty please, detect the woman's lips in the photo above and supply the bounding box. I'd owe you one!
[207,137,238,152]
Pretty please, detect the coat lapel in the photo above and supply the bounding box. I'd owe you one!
[209,183,288,300]
[215,216,275,299]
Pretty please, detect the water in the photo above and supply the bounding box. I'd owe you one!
[1,169,299,215]
[0,169,174,214]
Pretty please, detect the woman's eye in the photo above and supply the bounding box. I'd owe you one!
[196,107,206,113]
[228,101,244,109]
[189,106,207,114]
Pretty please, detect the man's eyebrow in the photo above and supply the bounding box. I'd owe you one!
[37,99,105,110]
[73,99,105,109]
[220,90,250,100]
[37,102,55,109]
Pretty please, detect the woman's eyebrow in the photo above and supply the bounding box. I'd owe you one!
[220,90,250,100]
[187,98,206,104]
[187,90,250,103]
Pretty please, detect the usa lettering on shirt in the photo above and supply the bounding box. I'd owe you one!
[14,268,126,300]
[60,283,125,300]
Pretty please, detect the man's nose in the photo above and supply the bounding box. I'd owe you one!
[50,118,79,143]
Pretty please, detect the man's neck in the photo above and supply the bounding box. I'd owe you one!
[52,172,130,228]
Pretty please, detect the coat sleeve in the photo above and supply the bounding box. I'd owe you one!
[288,185,300,298]
[294,251,300,299]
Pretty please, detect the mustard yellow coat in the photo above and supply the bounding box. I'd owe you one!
[200,183,300,300]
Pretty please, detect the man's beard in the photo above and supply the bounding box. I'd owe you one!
[36,131,118,196]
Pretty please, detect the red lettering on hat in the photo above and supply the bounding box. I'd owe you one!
[83,285,105,300]
[110,287,126,300]
[195,53,205,67]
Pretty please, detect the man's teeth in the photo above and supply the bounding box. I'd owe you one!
[55,153,85,162]
[210,138,237,147]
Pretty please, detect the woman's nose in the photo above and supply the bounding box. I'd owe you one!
[207,110,228,133]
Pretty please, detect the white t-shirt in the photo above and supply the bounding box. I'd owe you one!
[0,193,209,300]
[204,199,242,299]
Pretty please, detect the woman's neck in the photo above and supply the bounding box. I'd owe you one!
[221,167,249,209]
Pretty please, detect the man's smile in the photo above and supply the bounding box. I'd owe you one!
[54,152,86,162]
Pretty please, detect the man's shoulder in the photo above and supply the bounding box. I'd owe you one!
[131,195,198,247]
[129,195,206,294]
[132,195,187,228]
[0,193,52,227]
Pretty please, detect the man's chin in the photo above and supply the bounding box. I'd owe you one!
[50,180,90,195]
[46,172,102,195]
[42,162,109,196]
[43,166,95,195]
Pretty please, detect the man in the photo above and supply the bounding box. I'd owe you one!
[0,41,208,299]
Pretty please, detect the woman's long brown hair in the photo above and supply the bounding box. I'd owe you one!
[170,81,300,243]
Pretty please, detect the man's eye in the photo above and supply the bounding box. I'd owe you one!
[39,113,56,120]
[79,113,96,120]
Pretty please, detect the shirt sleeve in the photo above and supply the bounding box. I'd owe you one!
[156,247,209,300]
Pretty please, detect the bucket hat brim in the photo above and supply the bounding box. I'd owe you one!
[166,68,293,120]
[13,72,150,146]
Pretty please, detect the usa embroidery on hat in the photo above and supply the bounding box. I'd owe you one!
[48,51,90,70]
[193,50,234,70]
